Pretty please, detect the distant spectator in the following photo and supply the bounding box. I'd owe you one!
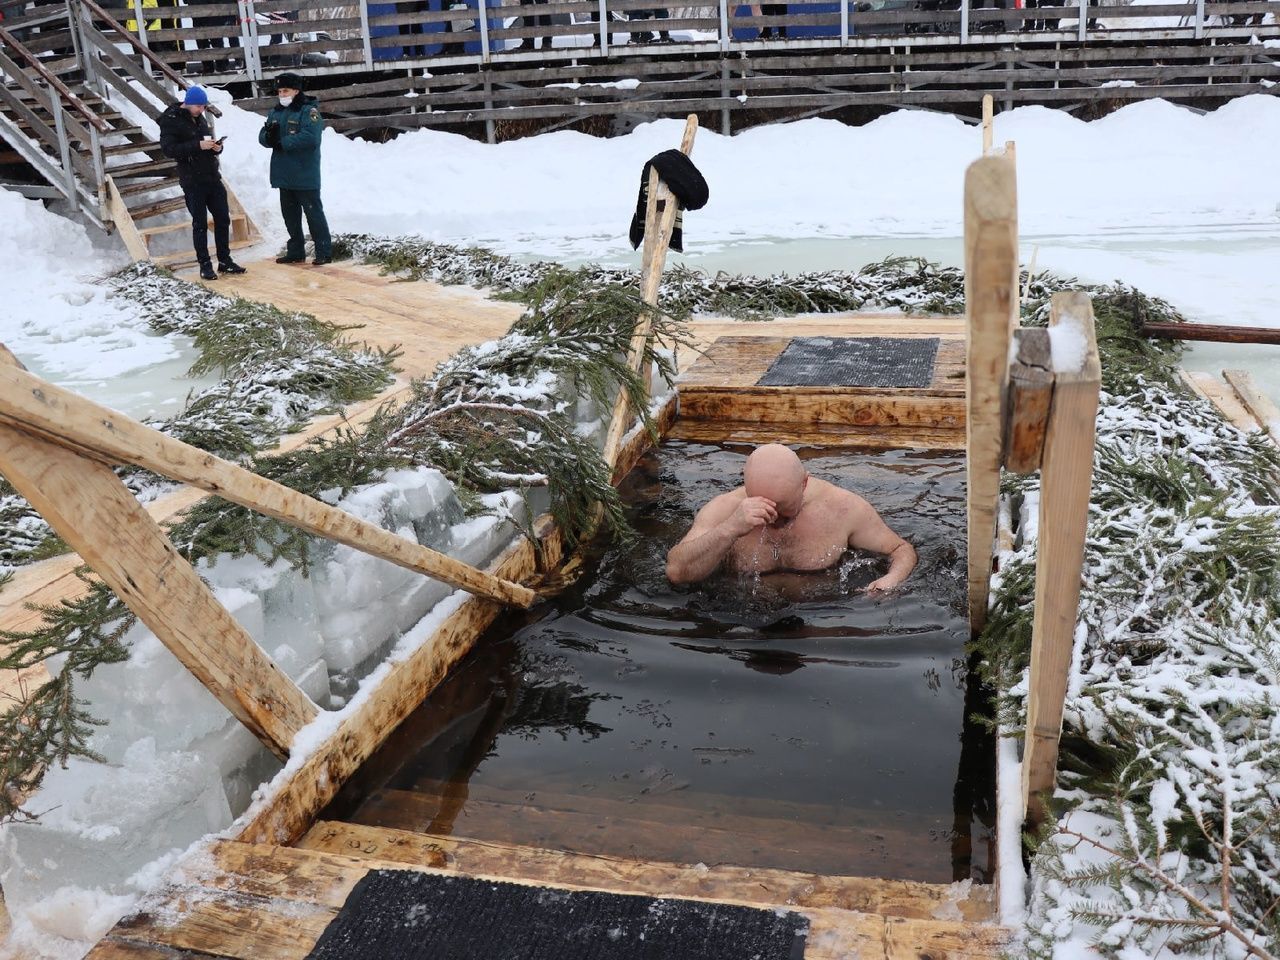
[193,1,239,73]
[258,72,333,266]
[517,0,551,48]
[628,7,671,42]
[157,86,247,280]
[752,2,787,38]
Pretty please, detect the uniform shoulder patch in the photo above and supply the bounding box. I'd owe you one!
[308,107,320,121]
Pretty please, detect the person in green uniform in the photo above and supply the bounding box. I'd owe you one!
[258,72,332,265]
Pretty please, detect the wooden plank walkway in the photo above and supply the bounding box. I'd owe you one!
[1181,367,1280,445]
[85,834,1008,960]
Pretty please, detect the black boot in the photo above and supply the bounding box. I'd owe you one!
[276,254,306,264]
[312,256,333,266]
[218,259,247,274]
[199,262,217,280]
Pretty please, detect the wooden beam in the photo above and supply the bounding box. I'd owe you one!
[1181,370,1260,433]
[105,176,152,263]
[981,93,993,154]
[1223,368,1280,444]
[1003,327,1053,475]
[0,361,537,609]
[1143,321,1280,345]
[0,370,318,759]
[964,153,1018,633]
[600,113,698,470]
[1021,291,1101,828]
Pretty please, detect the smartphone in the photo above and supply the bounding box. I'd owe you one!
[216,136,227,143]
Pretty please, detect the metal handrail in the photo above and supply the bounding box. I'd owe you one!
[75,0,222,117]
[0,26,112,133]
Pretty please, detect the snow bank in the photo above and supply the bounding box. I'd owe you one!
[208,89,1280,262]
[0,190,171,384]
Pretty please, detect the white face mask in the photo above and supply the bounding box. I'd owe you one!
[278,95,294,107]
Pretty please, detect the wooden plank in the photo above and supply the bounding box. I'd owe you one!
[299,821,997,921]
[1223,368,1280,444]
[667,418,968,450]
[1003,327,1053,474]
[1144,321,1280,345]
[601,114,698,470]
[1021,292,1101,828]
[678,388,966,429]
[963,153,1018,634]
[981,93,993,154]
[1182,371,1260,433]
[0,363,537,609]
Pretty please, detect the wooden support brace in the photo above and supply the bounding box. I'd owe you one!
[600,113,698,471]
[964,153,1018,633]
[1003,327,1052,475]
[0,352,317,759]
[1021,291,1101,828]
[0,360,537,609]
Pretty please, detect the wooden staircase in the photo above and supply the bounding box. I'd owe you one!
[0,0,258,266]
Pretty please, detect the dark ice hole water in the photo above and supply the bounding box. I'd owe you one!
[328,442,996,883]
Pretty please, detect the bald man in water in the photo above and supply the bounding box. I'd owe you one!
[665,444,917,591]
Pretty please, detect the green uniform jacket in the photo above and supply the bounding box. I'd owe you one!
[258,94,323,191]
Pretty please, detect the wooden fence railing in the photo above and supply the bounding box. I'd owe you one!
[963,142,1102,829]
[50,0,1274,79]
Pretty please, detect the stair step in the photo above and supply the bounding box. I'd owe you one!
[103,139,161,157]
[107,157,176,177]
[127,195,189,220]
[117,175,182,198]
[154,237,256,267]
[140,215,248,239]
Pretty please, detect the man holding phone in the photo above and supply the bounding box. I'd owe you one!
[157,86,247,281]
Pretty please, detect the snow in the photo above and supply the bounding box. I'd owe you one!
[1048,310,1089,374]
[996,735,1027,926]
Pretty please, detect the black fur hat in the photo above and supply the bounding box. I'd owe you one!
[275,72,305,92]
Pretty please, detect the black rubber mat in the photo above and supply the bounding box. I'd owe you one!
[306,870,808,960]
[757,336,940,388]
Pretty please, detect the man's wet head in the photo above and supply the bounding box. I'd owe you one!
[743,444,807,525]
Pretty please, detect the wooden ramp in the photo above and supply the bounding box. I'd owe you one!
[87,832,1008,960]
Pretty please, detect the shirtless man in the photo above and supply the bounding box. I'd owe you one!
[665,443,917,591]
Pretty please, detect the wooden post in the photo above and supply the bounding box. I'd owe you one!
[1003,327,1052,475]
[1021,291,1101,827]
[964,153,1018,633]
[960,0,969,42]
[0,361,538,609]
[600,114,698,470]
[981,93,993,154]
[0,353,317,759]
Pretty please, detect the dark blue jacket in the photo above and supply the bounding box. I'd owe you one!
[158,103,220,183]
[258,94,323,191]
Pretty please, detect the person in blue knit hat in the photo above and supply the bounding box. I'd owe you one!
[157,86,247,281]
[258,73,332,266]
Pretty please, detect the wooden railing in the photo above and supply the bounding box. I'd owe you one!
[0,25,109,213]
[85,0,1276,79]
[962,140,1102,830]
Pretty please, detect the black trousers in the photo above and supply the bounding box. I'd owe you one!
[182,176,231,265]
[279,188,331,260]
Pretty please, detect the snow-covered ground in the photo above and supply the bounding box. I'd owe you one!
[3,90,1280,960]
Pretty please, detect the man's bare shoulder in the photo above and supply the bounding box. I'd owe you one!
[698,488,747,517]
[811,478,872,512]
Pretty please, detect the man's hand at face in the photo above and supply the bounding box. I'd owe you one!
[727,497,777,537]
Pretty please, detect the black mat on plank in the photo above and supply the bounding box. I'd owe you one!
[305,869,808,960]
[757,336,940,388]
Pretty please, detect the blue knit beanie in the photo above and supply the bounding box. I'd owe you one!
[183,86,209,106]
